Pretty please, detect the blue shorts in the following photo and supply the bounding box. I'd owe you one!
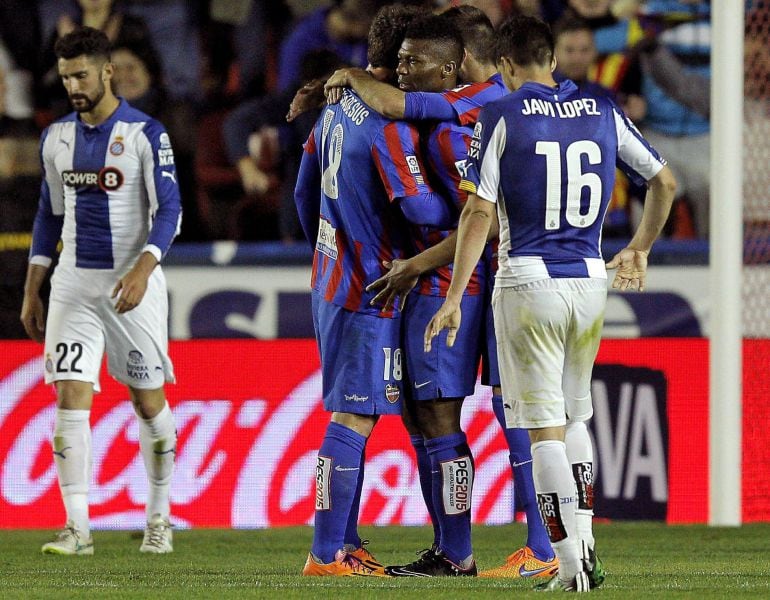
[480,294,500,387]
[403,293,484,401]
[312,291,403,415]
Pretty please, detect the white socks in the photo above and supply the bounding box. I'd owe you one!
[138,402,176,521]
[53,408,91,536]
[565,420,595,550]
[531,439,581,582]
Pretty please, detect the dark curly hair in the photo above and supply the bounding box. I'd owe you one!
[54,26,111,62]
[367,4,423,69]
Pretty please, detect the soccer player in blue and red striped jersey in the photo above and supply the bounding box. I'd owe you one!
[335,6,559,580]
[425,14,676,592]
[324,8,507,128]
[375,15,484,578]
[295,4,456,578]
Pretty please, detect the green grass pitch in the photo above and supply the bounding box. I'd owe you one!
[1,522,769,598]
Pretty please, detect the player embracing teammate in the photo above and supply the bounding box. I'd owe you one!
[294,4,455,576]
[323,4,559,580]
[297,4,676,591]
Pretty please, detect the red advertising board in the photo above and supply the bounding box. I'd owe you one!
[0,339,767,529]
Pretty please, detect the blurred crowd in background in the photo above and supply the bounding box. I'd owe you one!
[1,0,763,249]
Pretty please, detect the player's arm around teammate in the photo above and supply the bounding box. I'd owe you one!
[424,193,494,349]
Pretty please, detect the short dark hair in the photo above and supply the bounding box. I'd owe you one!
[54,26,111,62]
[367,4,422,69]
[495,14,554,67]
[441,5,496,65]
[552,16,594,41]
[403,14,464,66]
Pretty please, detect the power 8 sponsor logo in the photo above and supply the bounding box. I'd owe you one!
[572,462,594,511]
[537,492,567,543]
[315,455,332,511]
[441,456,473,515]
[62,167,124,191]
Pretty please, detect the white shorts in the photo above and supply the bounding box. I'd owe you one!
[44,265,175,392]
[492,278,607,429]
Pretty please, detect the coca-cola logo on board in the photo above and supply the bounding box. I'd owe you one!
[0,341,514,529]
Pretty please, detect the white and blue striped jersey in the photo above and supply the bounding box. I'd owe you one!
[460,79,665,287]
[30,99,182,273]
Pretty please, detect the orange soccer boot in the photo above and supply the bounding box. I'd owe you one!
[478,545,558,578]
[346,541,387,576]
[302,548,389,577]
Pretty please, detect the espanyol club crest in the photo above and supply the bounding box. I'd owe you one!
[109,136,125,156]
[385,383,400,403]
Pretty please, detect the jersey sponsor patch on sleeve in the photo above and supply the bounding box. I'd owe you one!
[157,131,175,165]
[158,147,175,166]
[406,155,420,174]
[405,155,425,184]
[454,159,469,179]
[469,130,481,160]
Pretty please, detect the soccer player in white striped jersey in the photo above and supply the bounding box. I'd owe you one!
[21,27,182,556]
[425,15,676,592]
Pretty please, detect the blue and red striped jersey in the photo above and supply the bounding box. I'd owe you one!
[404,73,508,126]
[413,121,485,297]
[295,89,449,316]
